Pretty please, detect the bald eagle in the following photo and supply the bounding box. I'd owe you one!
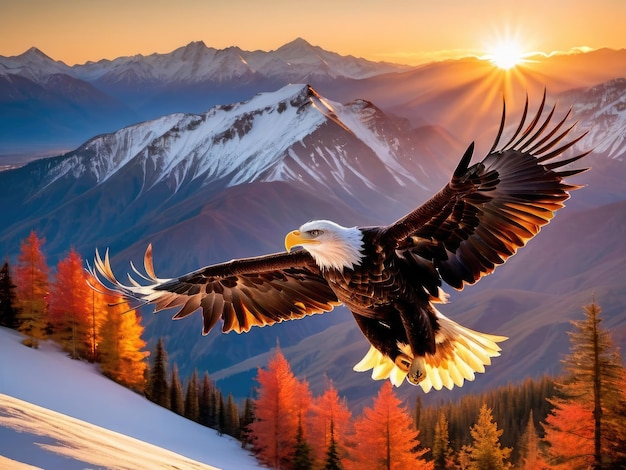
[90,93,589,392]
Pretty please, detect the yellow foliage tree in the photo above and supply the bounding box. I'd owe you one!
[98,295,148,392]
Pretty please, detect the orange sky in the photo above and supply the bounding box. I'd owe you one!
[2,0,625,66]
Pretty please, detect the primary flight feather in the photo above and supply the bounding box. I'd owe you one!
[90,92,589,392]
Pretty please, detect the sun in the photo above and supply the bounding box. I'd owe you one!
[487,41,526,70]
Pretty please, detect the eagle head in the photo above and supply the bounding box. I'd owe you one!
[285,220,364,271]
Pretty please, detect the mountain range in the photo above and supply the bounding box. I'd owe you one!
[0,40,625,408]
[0,38,409,156]
[2,39,625,160]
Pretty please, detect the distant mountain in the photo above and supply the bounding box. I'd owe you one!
[1,80,624,408]
[0,38,410,154]
[3,41,625,158]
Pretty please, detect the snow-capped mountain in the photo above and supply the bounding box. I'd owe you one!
[563,78,626,161]
[73,38,407,85]
[0,84,455,261]
[0,38,410,153]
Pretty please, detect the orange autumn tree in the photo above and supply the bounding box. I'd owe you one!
[14,230,50,347]
[543,299,626,469]
[349,381,432,470]
[309,379,352,467]
[98,294,148,392]
[542,401,594,469]
[49,249,94,360]
[250,346,306,469]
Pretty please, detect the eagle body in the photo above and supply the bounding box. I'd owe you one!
[90,93,589,392]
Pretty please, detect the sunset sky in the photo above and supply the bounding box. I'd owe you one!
[2,0,625,66]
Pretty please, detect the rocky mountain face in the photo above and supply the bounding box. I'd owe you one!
[1,50,625,407]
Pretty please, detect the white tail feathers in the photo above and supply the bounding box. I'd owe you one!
[353,308,508,392]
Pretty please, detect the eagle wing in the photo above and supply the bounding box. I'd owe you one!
[89,245,340,334]
[383,92,590,289]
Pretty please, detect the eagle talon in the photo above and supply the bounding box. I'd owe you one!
[407,357,426,385]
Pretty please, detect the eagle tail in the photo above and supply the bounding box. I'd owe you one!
[353,308,507,392]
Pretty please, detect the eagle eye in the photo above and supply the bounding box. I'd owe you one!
[307,230,323,237]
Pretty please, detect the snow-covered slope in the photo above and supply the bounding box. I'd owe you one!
[0,327,261,470]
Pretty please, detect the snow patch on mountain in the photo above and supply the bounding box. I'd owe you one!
[567,78,626,161]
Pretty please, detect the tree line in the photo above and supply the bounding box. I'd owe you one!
[0,230,147,391]
[237,298,626,470]
[2,231,625,468]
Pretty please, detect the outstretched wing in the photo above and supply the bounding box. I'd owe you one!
[89,245,340,334]
[383,92,590,289]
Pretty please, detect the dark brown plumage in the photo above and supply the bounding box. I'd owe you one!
[90,92,589,391]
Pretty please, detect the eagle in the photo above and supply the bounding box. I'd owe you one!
[90,92,589,392]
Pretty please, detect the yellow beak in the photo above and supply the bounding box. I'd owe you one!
[285,230,321,252]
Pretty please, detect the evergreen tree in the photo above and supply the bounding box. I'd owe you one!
[218,391,226,435]
[199,372,214,426]
[293,414,314,470]
[432,411,454,470]
[324,419,343,470]
[170,364,185,416]
[184,369,200,422]
[240,397,255,448]
[146,338,170,408]
[14,231,49,347]
[225,393,241,438]
[0,260,19,329]
[543,299,626,469]
[516,410,548,470]
[463,403,511,470]
[98,297,147,392]
[350,382,432,470]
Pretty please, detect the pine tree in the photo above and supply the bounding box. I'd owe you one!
[225,393,241,438]
[350,382,432,470]
[170,364,185,415]
[324,419,343,470]
[0,260,19,329]
[218,391,226,435]
[464,403,511,470]
[240,397,255,448]
[98,297,147,392]
[432,411,455,469]
[249,346,301,469]
[184,369,200,422]
[48,249,92,360]
[543,401,594,469]
[293,414,314,470]
[517,410,548,470]
[199,372,214,426]
[543,299,626,469]
[14,231,49,347]
[146,338,170,408]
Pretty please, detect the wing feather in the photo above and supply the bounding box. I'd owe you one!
[385,93,589,289]
[89,247,340,335]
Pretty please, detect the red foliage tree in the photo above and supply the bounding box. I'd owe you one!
[349,382,432,470]
[14,231,49,346]
[543,400,595,469]
[249,347,303,468]
[49,249,94,359]
[309,379,352,466]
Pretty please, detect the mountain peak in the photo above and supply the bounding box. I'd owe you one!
[19,46,55,62]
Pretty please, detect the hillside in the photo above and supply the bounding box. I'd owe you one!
[0,327,261,470]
